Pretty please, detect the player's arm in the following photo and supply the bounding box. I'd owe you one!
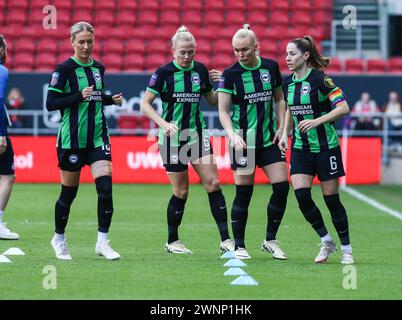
[140,89,178,137]
[102,92,123,106]
[278,106,294,153]
[46,90,84,111]
[298,87,349,134]
[0,67,8,154]
[272,86,286,143]
[203,69,222,107]
[218,91,246,150]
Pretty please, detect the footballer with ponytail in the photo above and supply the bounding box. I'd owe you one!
[279,36,354,265]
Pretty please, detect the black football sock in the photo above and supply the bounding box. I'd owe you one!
[95,176,114,233]
[324,194,350,245]
[266,181,289,241]
[208,189,230,241]
[55,185,78,234]
[231,185,254,249]
[167,195,187,244]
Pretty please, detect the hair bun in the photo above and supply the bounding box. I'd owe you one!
[243,24,251,30]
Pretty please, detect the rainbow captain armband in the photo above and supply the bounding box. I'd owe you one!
[327,87,346,107]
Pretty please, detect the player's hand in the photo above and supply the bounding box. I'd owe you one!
[0,136,7,155]
[209,69,222,82]
[278,134,288,153]
[112,93,123,106]
[230,133,247,151]
[162,121,179,137]
[272,128,284,144]
[82,85,94,99]
[298,119,319,133]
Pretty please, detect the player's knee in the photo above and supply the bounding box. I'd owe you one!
[294,188,314,210]
[4,174,16,186]
[204,177,220,193]
[59,185,78,206]
[95,175,112,197]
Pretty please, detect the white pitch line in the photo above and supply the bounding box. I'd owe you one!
[342,186,402,221]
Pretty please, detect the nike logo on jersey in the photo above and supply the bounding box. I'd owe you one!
[330,171,338,175]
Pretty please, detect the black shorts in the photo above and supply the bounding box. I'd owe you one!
[57,144,112,172]
[0,137,15,175]
[290,147,345,181]
[159,137,213,172]
[230,144,286,171]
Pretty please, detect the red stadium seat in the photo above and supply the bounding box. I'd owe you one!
[388,58,402,73]
[269,11,290,28]
[146,39,169,56]
[344,59,365,73]
[126,39,146,56]
[213,38,233,56]
[292,12,312,28]
[183,2,202,11]
[203,11,225,27]
[367,59,387,73]
[226,0,246,11]
[139,0,159,11]
[6,9,26,26]
[103,39,124,55]
[118,11,137,27]
[36,39,58,55]
[248,0,268,11]
[52,0,72,10]
[204,0,225,11]
[312,0,333,12]
[13,53,35,70]
[195,53,211,67]
[161,0,181,11]
[160,10,181,27]
[196,39,212,55]
[145,53,167,71]
[9,0,28,10]
[118,0,137,12]
[94,9,114,27]
[138,10,158,26]
[15,39,35,54]
[270,1,290,12]
[291,1,312,12]
[183,10,203,28]
[102,53,123,71]
[124,53,145,71]
[214,54,236,70]
[29,0,49,10]
[226,11,247,27]
[326,58,343,74]
[73,0,94,11]
[71,10,94,25]
[35,52,57,70]
[98,1,116,11]
[248,11,268,27]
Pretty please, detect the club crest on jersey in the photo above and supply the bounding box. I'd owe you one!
[239,157,248,166]
[170,154,179,163]
[93,71,102,83]
[260,71,271,83]
[324,76,335,88]
[191,73,200,85]
[69,154,79,164]
[50,72,60,86]
[301,84,311,95]
[149,73,158,86]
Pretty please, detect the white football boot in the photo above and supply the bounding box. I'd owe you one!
[95,240,120,260]
[220,239,235,253]
[51,235,72,260]
[0,223,19,240]
[165,240,193,254]
[234,247,251,260]
[315,240,337,263]
[262,240,287,260]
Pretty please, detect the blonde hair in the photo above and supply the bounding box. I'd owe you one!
[70,21,94,40]
[290,35,330,70]
[171,25,196,49]
[232,24,258,47]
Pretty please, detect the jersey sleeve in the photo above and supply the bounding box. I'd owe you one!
[272,61,282,89]
[201,64,213,95]
[146,68,164,95]
[217,69,234,94]
[318,72,346,107]
[48,64,69,94]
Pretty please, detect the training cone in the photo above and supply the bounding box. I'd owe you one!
[220,251,235,259]
[3,248,25,255]
[0,255,12,263]
[230,275,258,286]
[224,258,247,267]
[224,267,248,276]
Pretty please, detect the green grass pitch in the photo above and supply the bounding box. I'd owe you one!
[1,184,401,300]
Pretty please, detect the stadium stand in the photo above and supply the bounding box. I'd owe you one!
[0,0,400,73]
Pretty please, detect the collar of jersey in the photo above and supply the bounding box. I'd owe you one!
[71,56,94,67]
[173,60,194,71]
[292,68,313,82]
[239,56,261,71]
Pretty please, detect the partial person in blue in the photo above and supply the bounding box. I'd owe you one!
[0,34,19,240]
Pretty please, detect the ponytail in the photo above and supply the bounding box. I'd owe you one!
[290,35,330,70]
[171,25,196,49]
